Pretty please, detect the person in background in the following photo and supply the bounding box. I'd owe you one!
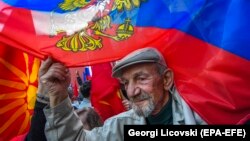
[40,47,206,141]
[75,70,91,108]
[76,70,83,86]
[77,80,92,109]
[67,84,74,98]
[76,70,84,102]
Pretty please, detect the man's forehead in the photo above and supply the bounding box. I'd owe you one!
[120,64,156,78]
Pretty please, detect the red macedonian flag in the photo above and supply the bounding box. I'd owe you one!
[91,62,125,122]
[0,43,41,141]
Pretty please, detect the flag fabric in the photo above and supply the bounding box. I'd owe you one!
[90,62,125,121]
[0,0,250,124]
[9,133,28,141]
[73,80,79,98]
[0,43,40,141]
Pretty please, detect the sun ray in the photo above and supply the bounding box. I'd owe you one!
[0,104,26,134]
[0,79,26,90]
[27,85,37,109]
[0,91,26,99]
[0,99,25,114]
[116,90,122,99]
[29,58,40,83]
[18,110,30,134]
[23,53,29,80]
[99,100,111,106]
[0,58,28,85]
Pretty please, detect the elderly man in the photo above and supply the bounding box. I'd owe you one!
[42,47,206,141]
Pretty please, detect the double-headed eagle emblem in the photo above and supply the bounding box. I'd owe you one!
[51,0,146,52]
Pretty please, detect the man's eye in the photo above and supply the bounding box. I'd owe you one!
[138,77,146,81]
[121,81,128,86]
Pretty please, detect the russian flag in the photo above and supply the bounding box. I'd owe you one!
[83,66,92,81]
[0,0,250,124]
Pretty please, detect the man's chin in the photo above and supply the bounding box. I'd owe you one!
[134,109,146,117]
[133,106,150,117]
[132,101,154,117]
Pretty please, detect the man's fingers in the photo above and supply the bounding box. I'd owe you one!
[41,71,66,84]
[40,62,69,83]
[39,56,53,76]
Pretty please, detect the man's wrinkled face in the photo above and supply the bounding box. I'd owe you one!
[119,63,165,117]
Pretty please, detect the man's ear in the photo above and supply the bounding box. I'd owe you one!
[163,69,174,91]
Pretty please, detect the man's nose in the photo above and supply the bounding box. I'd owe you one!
[127,82,140,98]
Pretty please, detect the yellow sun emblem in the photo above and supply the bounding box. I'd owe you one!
[0,53,40,139]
